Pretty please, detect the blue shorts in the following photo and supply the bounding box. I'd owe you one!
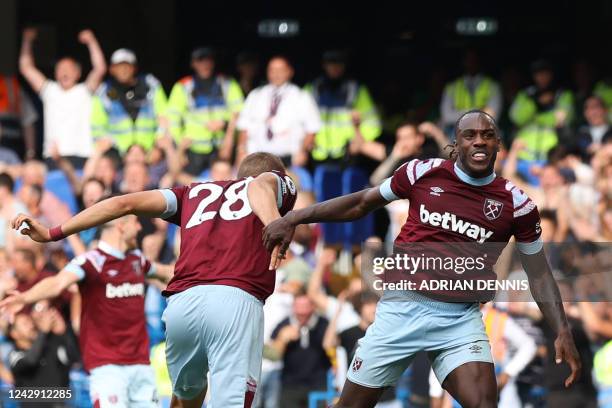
[347,291,492,388]
[162,285,263,407]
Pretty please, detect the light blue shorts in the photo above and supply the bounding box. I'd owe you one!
[162,285,263,407]
[89,364,158,408]
[347,291,492,388]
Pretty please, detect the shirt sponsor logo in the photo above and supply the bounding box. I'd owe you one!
[105,282,145,299]
[483,198,503,220]
[419,204,494,244]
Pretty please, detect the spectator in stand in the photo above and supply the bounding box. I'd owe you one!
[237,56,321,168]
[7,302,79,394]
[167,47,244,175]
[12,249,71,313]
[19,28,106,169]
[571,60,596,124]
[19,160,72,226]
[305,50,381,165]
[236,51,262,96]
[594,76,612,122]
[307,248,361,335]
[19,184,48,225]
[62,140,122,196]
[269,294,331,408]
[509,60,574,181]
[574,96,612,160]
[368,122,447,244]
[369,121,448,186]
[503,140,571,241]
[0,173,28,250]
[440,49,502,135]
[0,73,38,160]
[91,48,168,155]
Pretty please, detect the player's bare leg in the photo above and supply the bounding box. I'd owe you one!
[333,379,386,408]
[169,388,207,408]
[442,361,497,408]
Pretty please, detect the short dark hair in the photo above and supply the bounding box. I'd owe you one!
[102,148,122,171]
[455,109,499,136]
[237,152,285,178]
[0,173,14,192]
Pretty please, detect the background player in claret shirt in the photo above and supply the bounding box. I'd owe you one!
[5,152,297,408]
[0,215,173,408]
[263,110,581,408]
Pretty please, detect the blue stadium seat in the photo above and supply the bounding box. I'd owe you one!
[308,370,337,408]
[45,170,79,215]
[342,167,373,247]
[314,165,344,245]
[289,165,314,193]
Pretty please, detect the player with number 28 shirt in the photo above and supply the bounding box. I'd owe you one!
[7,152,296,408]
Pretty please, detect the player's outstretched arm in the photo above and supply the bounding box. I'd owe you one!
[263,186,387,254]
[520,249,581,387]
[0,270,79,323]
[12,191,168,243]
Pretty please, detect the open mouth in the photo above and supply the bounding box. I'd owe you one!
[471,151,488,163]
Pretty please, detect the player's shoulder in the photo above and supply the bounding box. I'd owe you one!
[72,249,107,273]
[399,157,450,186]
[127,249,149,266]
[255,171,297,197]
[495,176,537,217]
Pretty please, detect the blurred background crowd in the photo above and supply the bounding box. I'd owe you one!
[0,1,611,407]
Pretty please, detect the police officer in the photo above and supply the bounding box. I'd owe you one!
[167,47,244,176]
[91,49,167,154]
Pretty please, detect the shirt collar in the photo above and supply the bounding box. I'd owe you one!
[98,241,126,260]
[270,83,290,94]
[453,162,496,186]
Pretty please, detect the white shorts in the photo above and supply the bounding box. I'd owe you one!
[162,285,264,407]
[89,364,158,408]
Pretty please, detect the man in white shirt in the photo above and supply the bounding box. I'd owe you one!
[237,56,321,167]
[19,28,106,168]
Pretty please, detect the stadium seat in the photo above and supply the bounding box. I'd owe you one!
[342,167,373,247]
[289,165,314,192]
[314,165,344,244]
[44,170,80,215]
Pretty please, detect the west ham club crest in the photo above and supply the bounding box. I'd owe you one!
[483,199,503,220]
[352,357,363,372]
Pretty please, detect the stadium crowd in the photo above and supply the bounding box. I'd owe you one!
[0,27,610,408]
